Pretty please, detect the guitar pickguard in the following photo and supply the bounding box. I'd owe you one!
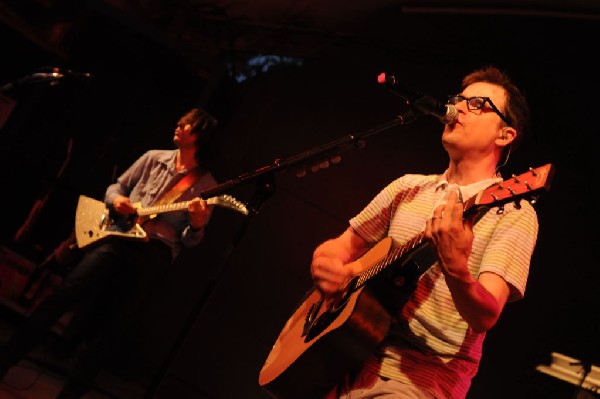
[75,195,148,249]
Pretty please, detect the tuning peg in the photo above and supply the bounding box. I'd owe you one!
[529,167,538,176]
[529,195,539,205]
[514,199,522,210]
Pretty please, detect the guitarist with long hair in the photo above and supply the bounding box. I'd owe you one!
[309,66,539,399]
[0,107,219,398]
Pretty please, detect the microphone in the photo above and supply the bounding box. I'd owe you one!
[34,67,93,80]
[377,73,458,124]
[1,68,92,93]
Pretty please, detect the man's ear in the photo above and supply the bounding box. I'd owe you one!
[497,126,516,147]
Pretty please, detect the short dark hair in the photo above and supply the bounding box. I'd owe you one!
[178,108,219,165]
[462,66,529,151]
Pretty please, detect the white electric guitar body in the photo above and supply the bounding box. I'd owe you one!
[74,194,248,249]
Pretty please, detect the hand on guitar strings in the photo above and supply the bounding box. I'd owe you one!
[425,189,474,282]
[112,195,137,215]
[311,251,354,298]
[188,197,211,230]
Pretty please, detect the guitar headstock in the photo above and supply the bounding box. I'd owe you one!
[466,163,555,214]
[207,194,250,216]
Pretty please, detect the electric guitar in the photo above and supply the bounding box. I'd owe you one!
[74,194,249,249]
[258,164,555,399]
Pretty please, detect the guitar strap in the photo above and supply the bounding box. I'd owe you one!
[153,167,205,206]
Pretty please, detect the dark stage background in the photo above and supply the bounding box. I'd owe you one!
[0,1,598,398]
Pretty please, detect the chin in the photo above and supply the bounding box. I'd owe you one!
[441,134,458,151]
[441,131,453,143]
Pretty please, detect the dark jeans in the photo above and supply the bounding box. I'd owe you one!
[1,238,172,397]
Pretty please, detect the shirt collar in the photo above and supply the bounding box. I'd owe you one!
[156,150,178,166]
[435,169,503,200]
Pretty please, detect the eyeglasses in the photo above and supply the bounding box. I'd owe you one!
[447,95,511,126]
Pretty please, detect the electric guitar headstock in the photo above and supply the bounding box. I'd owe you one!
[206,194,250,216]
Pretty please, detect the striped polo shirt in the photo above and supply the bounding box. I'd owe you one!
[349,173,539,399]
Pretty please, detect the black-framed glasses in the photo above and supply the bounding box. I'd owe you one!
[448,95,511,126]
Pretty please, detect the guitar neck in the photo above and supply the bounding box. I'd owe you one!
[136,197,221,217]
[353,190,499,287]
[353,163,557,289]
[136,201,191,216]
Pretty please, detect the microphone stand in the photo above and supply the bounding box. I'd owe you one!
[143,109,420,398]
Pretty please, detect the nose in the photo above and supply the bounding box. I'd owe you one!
[453,100,469,116]
[452,98,466,110]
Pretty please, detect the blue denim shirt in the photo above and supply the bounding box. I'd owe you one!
[105,149,217,258]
